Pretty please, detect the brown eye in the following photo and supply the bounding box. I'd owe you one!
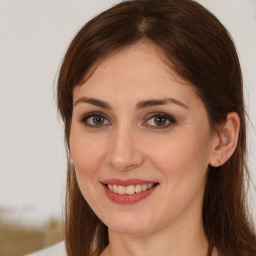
[144,112,176,129]
[154,116,167,126]
[80,112,110,127]
[93,115,105,125]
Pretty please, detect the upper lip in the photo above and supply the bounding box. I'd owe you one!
[101,178,158,186]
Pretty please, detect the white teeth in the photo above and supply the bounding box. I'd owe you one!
[117,185,126,195]
[126,185,135,195]
[142,184,148,191]
[113,184,118,193]
[147,183,153,189]
[135,184,142,193]
[107,183,155,195]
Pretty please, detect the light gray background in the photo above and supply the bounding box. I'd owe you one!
[0,0,255,225]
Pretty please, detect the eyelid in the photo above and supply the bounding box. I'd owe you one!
[79,111,176,129]
[142,112,177,129]
[79,111,111,127]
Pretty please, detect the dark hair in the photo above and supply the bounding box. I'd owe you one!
[57,0,256,255]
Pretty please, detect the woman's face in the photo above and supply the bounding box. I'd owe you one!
[70,42,218,235]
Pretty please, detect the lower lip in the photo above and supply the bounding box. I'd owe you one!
[102,184,157,205]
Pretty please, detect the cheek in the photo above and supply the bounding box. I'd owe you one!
[69,132,108,209]
[148,130,211,187]
[69,127,106,182]
[146,133,211,221]
[71,141,100,174]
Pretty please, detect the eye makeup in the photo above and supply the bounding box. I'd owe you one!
[79,111,177,130]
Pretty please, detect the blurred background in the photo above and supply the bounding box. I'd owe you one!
[0,0,255,255]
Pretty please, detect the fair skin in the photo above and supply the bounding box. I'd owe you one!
[69,42,240,256]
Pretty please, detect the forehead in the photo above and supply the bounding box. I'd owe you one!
[81,42,185,85]
[73,42,200,107]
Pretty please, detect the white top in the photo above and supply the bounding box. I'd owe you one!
[26,241,66,256]
[26,241,219,256]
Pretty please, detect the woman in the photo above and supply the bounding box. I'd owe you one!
[29,0,256,255]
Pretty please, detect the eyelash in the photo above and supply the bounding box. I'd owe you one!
[80,112,110,128]
[143,112,177,129]
[79,111,177,129]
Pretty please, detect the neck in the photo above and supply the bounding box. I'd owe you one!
[101,211,208,256]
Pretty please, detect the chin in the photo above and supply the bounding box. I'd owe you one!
[104,215,155,236]
[109,224,151,236]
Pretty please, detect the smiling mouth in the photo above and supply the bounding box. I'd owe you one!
[105,183,158,195]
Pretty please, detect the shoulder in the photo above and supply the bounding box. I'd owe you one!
[26,241,66,256]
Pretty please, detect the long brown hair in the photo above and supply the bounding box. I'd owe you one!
[57,0,256,255]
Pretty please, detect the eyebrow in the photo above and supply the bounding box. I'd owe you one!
[136,98,188,109]
[74,97,111,109]
[74,97,188,109]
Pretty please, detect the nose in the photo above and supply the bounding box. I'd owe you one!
[106,125,145,172]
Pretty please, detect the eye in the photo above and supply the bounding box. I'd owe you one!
[80,112,110,127]
[143,112,176,129]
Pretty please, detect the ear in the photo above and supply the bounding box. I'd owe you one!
[209,112,240,167]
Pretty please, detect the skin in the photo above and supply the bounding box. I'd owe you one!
[69,42,224,256]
